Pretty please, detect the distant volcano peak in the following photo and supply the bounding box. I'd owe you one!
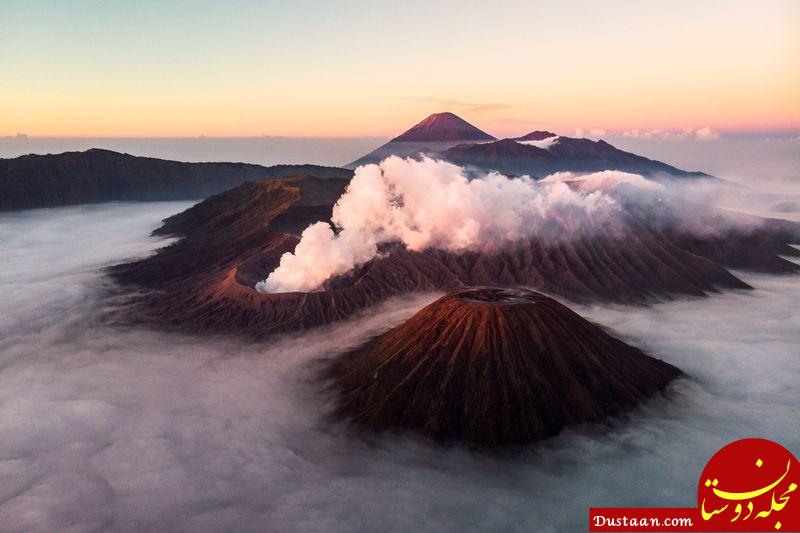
[390,112,496,143]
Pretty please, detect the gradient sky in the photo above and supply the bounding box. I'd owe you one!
[1,0,798,137]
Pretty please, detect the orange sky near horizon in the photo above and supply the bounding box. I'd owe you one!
[1,0,798,138]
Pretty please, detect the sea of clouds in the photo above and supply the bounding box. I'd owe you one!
[0,194,798,531]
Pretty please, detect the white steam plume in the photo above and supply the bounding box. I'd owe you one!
[518,135,560,150]
[540,169,666,192]
[256,156,618,294]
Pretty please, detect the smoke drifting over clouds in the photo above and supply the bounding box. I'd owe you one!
[540,169,666,192]
[258,157,618,293]
[608,137,800,203]
[518,135,560,149]
[257,154,781,294]
[0,203,798,532]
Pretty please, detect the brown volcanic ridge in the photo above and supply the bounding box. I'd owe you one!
[110,175,800,337]
[328,287,682,448]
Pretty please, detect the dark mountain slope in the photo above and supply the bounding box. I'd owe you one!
[443,139,555,175]
[442,137,710,179]
[0,148,352,210]
[114,174,348,291]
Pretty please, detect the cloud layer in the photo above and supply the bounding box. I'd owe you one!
[618,126,721,140]
[1,202,798,532]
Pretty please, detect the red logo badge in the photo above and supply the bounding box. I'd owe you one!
[590,438,800,531]
[698,438,799,531]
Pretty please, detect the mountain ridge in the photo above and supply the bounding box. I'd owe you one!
[110,175,800,337]
[442,136,710,179]
[0,148,352,211]
[347,113,711,178]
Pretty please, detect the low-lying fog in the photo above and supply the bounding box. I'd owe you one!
[1,202,798,532]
